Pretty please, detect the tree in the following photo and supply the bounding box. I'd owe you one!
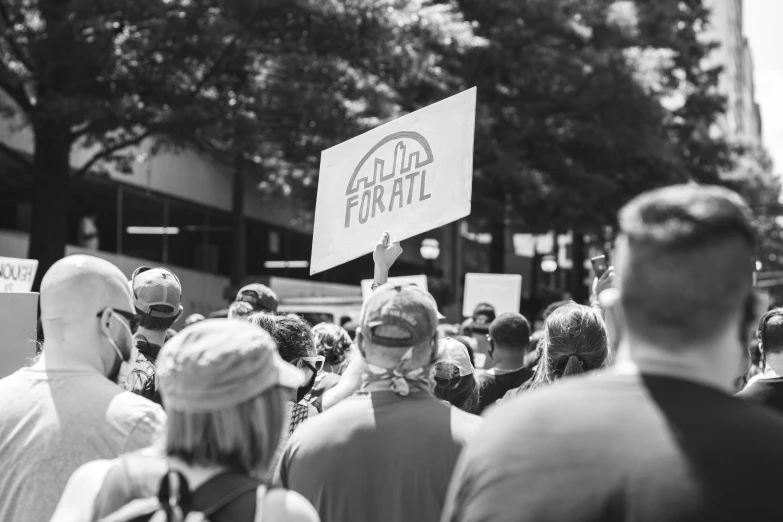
[0,0,483,288]
[454,0,730,302]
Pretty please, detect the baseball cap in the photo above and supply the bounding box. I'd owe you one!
[437,337,474,377]
[157,318,304,413]
[360,282,439,348]
[471,302,496,332]
[131,266,183,318]
[236,284,279,313]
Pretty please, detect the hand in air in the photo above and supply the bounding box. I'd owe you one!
[592,266,615,301]
[373,232,403,271]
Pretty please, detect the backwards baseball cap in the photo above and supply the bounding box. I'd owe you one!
[157,318,304,413]
[471,302,496,332]
[235,284,279,313]
[131,266,183,318]
[361,282,439,348]
[436,337,474,377]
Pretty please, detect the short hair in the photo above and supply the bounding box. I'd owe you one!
[529,303,608,390]
[313,323,352,366]
[138,304,178,332]
[166,386,287,475]
[228,301,254,320]
[618,184,756,345]
[758,309,783,355]
[246,311,277,336]
[271,314,315,363]
[489,312,531,349]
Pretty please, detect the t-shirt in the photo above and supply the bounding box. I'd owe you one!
[0,366,166,522]
[442,371,783,522]
[277,389,483,522]
[52,452,271,522]
[736,377,783,414]
[476,367,533,413]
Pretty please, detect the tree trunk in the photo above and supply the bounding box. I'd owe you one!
[490,218,505,273]
[231,156,247,286]
[29,123,72,291]
[571,230,588,304]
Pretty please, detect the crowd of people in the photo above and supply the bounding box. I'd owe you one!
[1,183,783,521]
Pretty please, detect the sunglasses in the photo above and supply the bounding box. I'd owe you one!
[96,308,140,335]
[292,355,326,374]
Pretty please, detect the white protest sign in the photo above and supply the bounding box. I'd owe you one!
[462,273,522,318]
[0,292,38,379]
[0,257,39,293]
[360,275,428,302]
[310,87,476,275]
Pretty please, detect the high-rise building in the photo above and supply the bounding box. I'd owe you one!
[702,0,762,145]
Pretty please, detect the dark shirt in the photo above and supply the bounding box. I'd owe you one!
[476,367,533,413]
[443,371,783,522]
[124,336,163,406]
[736,377,783,414]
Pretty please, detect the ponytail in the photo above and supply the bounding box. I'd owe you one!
[561,355,585,377]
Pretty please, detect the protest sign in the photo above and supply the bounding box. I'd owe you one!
[310,87,476,275]
[360,275,428,301]
[0,292,38,379]
[462,273,523,318]
[0,256,38,293]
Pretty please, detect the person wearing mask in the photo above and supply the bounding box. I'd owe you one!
[246,312,322,435]
[736,309,783,413]
[0,255,165,522]
[51,319,318,522]
[476,312,535,412]
[276,233,482,522]
[442,184,783,522]
[433,338,480,414]
[124,266,184,406]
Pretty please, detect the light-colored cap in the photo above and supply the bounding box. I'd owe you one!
[437,337,475,377]
[157,319,304,413]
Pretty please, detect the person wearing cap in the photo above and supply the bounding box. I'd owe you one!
[51,319,319,522]
[442,185,783,522]
[229,283,279,320]
[0,256,166,522]
[433,338,480,413]
[459,303,496,369]
[124,266,184,406]
[276,232,482,522]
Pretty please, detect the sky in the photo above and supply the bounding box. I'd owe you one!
[744,0,783,172]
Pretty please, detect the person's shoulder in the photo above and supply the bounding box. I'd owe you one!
[265,488,319,522]
[110,388,164,417]
[450,405,484,433]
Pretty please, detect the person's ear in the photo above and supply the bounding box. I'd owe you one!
[98,308,113,337]
[355,330,367,358]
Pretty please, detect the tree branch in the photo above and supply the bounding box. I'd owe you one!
[0,0,35,74]
[191,35,239,95]
[72,130,153,178]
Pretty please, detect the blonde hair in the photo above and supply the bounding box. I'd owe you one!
[166,386,288,475]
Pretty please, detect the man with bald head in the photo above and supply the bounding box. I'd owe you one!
[0,255,166,522]
[276,234,482,522]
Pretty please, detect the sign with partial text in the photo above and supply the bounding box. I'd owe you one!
[0,256,38,293]
[310,88,476,274]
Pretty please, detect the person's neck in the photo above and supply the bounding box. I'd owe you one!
[615,333,739,394]
[136,327,166,347]
[36,334,105,375]
[490,348,527,371]
[763,353,783,378]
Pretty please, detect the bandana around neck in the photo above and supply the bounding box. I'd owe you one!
[360,346,434,396]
